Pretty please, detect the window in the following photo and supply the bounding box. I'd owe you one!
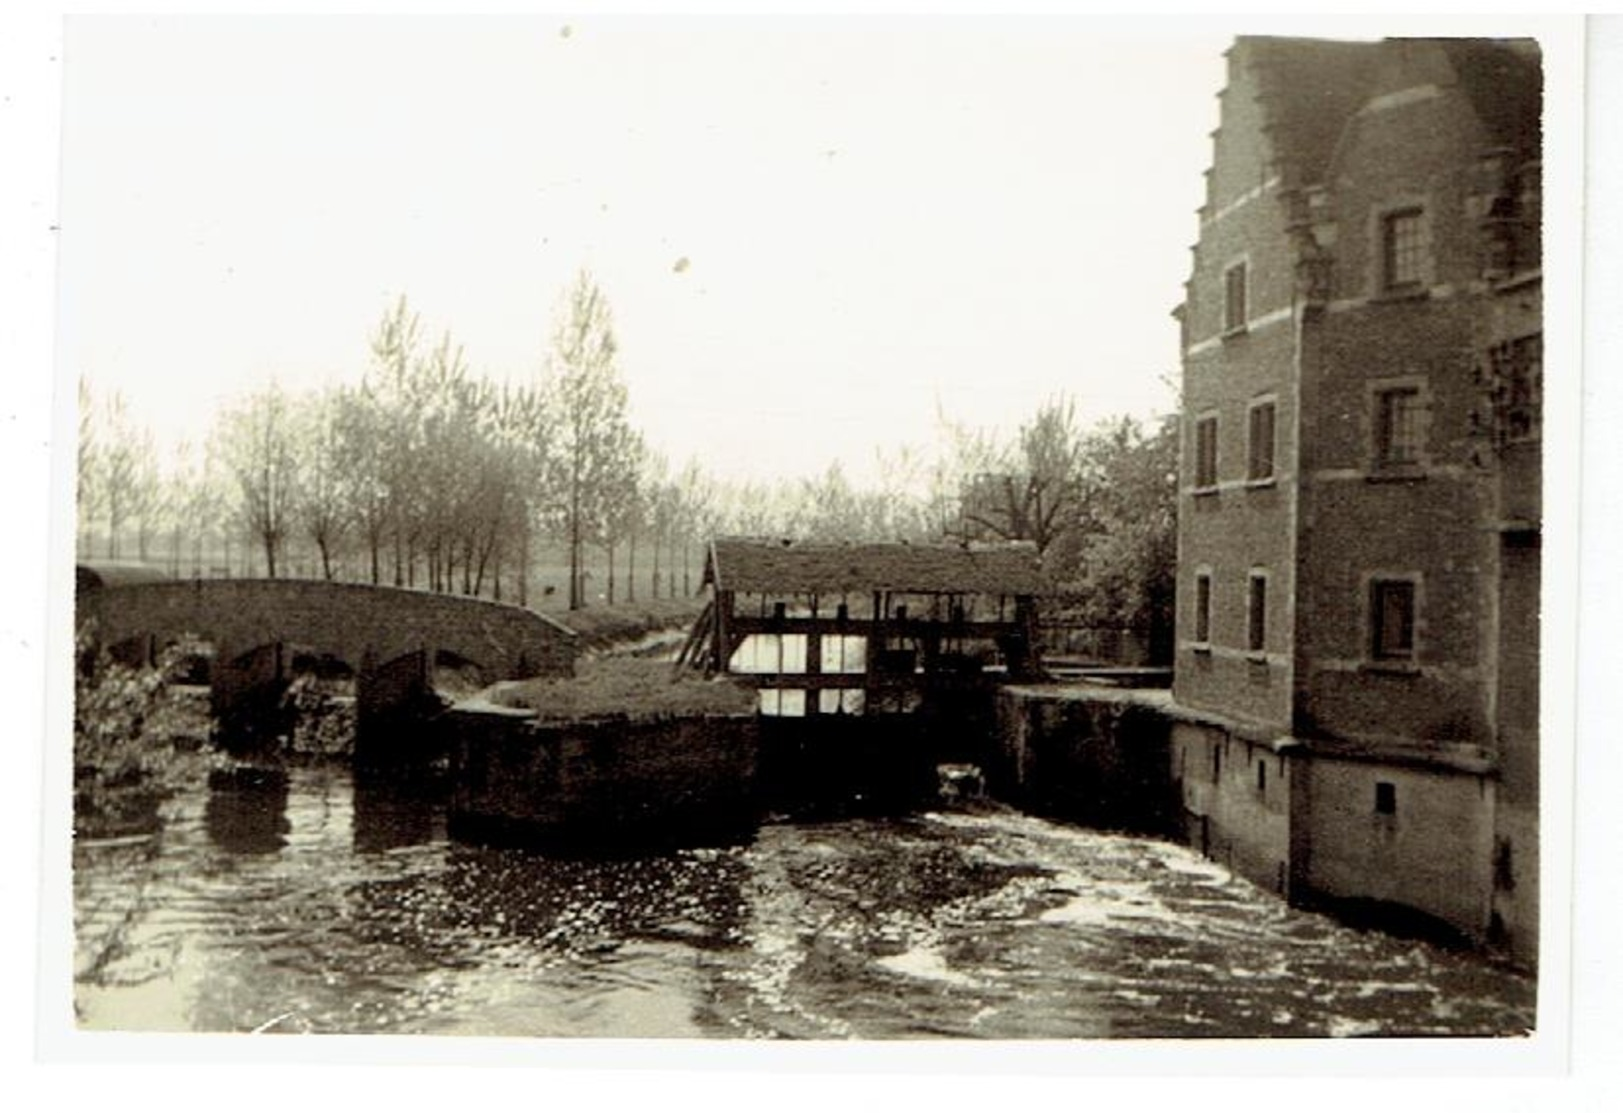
[1223,261,1248,332]
[1247,572,1267,653]
[1247,400,1276,482]
[759,689,807,717]
[1382,208,1425,290]
[1193,572,1212,644]
[1257,760,1267,793]
[1195,415,1218,489]
[1375,387,1423,467]
[1375,781,1397,816]
[1370,579,1417,661]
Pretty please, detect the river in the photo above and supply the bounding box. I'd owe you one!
[73,762,1535,1040]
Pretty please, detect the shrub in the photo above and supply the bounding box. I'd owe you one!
[74,624,215,829]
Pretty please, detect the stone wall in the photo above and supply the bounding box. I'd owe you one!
[82,579,577,682]
[994,686,1176,836]
[447,705,758,847]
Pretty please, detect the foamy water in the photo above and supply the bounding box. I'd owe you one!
[74,765,1535,1039]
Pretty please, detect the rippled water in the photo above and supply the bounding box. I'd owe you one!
[73,763,1535,1039]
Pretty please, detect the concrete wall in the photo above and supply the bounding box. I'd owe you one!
[1491,529,1540,967]
[1295,755,1495,944]
[1171,721,1292,898]
[82,578,577,682]
[447,707,758,846]
[996,686,1175,835]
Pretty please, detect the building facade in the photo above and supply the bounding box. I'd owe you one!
[1171,37,1542,966]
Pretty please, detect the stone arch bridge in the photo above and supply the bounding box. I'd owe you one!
[77,574,578,758]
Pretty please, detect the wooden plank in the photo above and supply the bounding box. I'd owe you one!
[720,672,971,692]
[725,614,1024,640]
[671,599,714,677]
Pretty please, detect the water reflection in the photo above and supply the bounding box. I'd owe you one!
[352,775,443,854]
[74,763,1536,1039]
[203,767,290,855]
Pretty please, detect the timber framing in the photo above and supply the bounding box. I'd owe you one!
[677,537,1044,709]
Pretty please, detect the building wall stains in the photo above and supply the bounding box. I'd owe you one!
[1169,36,1542,968]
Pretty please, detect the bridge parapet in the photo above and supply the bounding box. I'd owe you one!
[79,578,578,683]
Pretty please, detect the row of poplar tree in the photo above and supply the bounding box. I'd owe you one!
[76,269,1178,637]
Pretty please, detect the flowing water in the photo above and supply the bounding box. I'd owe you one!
[73,762,1535,1039]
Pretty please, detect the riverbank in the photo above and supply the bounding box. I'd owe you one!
[539,596,706,656]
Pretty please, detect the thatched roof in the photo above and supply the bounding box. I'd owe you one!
[703,538,1042,597]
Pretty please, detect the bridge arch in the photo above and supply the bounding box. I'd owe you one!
[78,577,578,684]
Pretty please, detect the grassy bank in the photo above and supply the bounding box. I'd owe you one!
[483,656,755,723]
[549,596,707,653]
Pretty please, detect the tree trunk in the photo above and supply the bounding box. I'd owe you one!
[568,474,583,611]
[518,521,529,607]
[607,539,617,605]
[627,529,636,604]
[651,528,662,601]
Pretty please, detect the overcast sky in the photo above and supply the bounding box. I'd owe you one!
[57,17,1235,484]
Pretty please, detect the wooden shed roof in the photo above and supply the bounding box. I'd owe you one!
[703,538,1042,597]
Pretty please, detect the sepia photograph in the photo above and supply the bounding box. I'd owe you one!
[30,11,1589,1067]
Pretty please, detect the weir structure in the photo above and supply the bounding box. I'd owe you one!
[674,537,1045,808]
[678,537,1044,706]
[75,565,578,761]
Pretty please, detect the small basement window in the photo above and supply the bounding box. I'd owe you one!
[1193,572,1212,644]
[1375,781,1397,816]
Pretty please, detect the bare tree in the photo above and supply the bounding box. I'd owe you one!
[76,377,100,557]
[93,390,147,561]
[294,389,352,580]
[217,384,299,578]
[955,395,1085,557]
[600,428,645,605]
[541,271,639,610]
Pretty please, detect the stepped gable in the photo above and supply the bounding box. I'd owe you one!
[1236,35,1378,187]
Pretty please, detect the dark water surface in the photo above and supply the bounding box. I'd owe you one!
[74,763,1535,1039]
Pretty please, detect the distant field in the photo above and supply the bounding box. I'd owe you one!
[77,536,712,616]
[551,596,707,650]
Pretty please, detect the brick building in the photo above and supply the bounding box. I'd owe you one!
[1170,36,1542,965]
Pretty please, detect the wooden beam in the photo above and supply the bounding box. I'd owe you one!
[726,614,1025,640]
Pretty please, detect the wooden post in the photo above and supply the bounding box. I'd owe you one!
[806,593,822,716]
[715,590,732,676]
